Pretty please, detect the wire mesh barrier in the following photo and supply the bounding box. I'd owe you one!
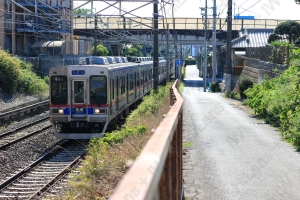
[109,79,183,200]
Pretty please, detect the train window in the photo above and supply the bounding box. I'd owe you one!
[74,81,84,103]
[129,73,134,90]
[90,76,107,105]
[110,78,114,100]
[136,73,139,87]
[51,76,68,104]
[120,76,125,95]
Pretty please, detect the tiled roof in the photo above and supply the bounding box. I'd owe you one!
[232,28,274,48]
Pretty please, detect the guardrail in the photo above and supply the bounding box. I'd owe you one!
[109,79,184,200]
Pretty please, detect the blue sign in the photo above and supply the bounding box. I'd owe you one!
[72,70,85,75]
[176,60,182,65]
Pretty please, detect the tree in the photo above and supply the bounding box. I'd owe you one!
[73,8,91,17]
[92,44,109,56]
[127,44,143,56]
[268,20,300,65]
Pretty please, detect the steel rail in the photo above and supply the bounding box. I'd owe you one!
[0,100,49,121]
[0,115,49,139]
[0,124,51,150]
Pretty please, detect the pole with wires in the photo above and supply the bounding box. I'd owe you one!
[203,0,208,92]
[226,0,232,94]
[212,0,217,83]
[93,15,98,56]
[153,0,159,89]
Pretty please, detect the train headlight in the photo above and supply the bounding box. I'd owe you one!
[58,109,64,114]
[94,109,100,114]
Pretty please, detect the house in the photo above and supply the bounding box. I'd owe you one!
[231,28,274,75]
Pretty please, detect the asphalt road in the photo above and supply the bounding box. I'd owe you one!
[182,65,300,200]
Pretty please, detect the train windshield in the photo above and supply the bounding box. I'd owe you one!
[90,76,107,105]
[51,76,68,104]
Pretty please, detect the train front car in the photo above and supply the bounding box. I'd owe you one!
[49,65,109,139]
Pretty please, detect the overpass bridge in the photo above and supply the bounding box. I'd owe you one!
[73,17,298,45]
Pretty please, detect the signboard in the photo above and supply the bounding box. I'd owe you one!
[176,60,182,65]
[72,70,85,75]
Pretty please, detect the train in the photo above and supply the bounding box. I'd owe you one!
[49,56,175,139]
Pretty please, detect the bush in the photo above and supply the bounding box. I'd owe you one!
[238,77,253,98]
[210,82,221,92]
[184,59,196,65]
[0,49,48,94]
[244,60,300,149]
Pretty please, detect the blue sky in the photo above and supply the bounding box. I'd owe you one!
[74,0,300,20]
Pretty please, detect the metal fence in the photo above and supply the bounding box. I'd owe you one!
[109,79,184,200]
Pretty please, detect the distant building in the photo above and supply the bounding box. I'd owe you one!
[0,0,73,56]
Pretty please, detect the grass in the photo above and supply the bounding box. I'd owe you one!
[60,82,173,199]
[183,141,193,148]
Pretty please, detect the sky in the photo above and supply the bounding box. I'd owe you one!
[74,0,300,20]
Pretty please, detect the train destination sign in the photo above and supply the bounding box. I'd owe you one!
[72,70,85,75]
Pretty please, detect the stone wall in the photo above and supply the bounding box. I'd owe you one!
[233,57,286,92]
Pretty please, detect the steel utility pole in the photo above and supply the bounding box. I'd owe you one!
[203,0,208,92]
[225,0,233,94]
[93,15,98,56]
[153,0,159,89]
[212,0,217,83]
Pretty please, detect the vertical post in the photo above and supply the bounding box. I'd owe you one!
[166,23,170,82]
[153,0,159,89]
[212,0,217,83]
[93,15,97,56]
[12,2,15,54]
[174,31,178,79]
[123,16,126,56]
[226,0,232,94]
[35,0,38,43]
[203,0,208,92]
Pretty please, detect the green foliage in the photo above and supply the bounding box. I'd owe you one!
[226,91,235,99]
[238,76,253,98]
[210,82,221,92]
[268,33,281,44]
[274,20,300,43]
[73,8,91,16]
[0,49,48,94]
[127,44,143,56]
[92,44,109,56]
[43,75,49,84]
[184,59,196,65]
[183,141,193,148]
[245,60,300,149]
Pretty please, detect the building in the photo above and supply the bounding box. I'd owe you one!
[0,0,73,56]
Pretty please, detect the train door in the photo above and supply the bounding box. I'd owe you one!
[116,76,119,111]
[127,74,129,104]
[134,72,137,99]
[71,79,87,119]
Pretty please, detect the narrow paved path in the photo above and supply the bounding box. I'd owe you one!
[182,65,300,200]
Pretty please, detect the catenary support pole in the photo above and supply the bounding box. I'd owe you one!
[212,0,217,83]
[226,0,233,94]
[153,0,159,89]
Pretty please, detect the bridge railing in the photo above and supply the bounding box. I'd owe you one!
[74,17,300,31]
[109,79,184,200]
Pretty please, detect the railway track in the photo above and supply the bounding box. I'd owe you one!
[0,100,49,122]
[0,140,87,199]
[0,116,51,150]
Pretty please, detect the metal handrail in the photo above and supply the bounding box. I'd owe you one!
[109,79,184,200]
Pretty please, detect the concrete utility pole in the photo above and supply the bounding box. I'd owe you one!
[212,0,217,83]
[226,0,233,94]
[203,0,208,92]
[153,0,159,89]
[93,15,98,56]
[166,23,170,82]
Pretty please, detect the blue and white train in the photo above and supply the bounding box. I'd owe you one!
[49,56,174,139]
